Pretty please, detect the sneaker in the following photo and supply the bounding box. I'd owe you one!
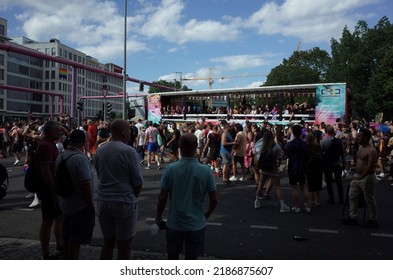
[51,249,65,260]
[229,176,237,182]
[305,207,312,214]
[239,177,245,182]
[341,217,358,226]
[14,160,20,166]
[29,197,40,208]
[254,199,261,209]
[280,205,290,213]
[291,207,301,213]
[144,166,151,170]
[377,173,385,178]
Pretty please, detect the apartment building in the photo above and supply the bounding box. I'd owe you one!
[0,17,123,122]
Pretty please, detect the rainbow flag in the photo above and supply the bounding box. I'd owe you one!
[59,68,67,79]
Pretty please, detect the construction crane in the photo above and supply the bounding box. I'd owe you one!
[182,73,267,89]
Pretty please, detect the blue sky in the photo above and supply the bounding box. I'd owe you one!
[1,0,392,92]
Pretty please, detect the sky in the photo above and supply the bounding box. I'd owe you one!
[1,0,392,92]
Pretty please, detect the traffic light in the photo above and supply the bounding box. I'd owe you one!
[139,82,144,92]
[77,100,84,111]
[107,102,112,114]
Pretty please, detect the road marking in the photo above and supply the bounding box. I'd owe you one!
[207,222,222,226]
[308,228,339,234]
[146,218,222,226]
[371,233,393,238]
[250,225,278,230]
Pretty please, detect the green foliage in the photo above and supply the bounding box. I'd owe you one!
[265,16,393,121]
[265,47,331,86]
[149,79,191,93]
[326,16,393,121]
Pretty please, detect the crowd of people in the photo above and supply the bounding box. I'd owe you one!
[1,112,392,259]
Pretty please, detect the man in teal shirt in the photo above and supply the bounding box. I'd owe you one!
[155,133,217,260]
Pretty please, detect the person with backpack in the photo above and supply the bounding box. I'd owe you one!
[321,125,345,204]
[35,120,64,259]
[255,130,290,212]
[54,129,95,259]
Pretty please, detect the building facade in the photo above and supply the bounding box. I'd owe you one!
[0,17,123,122]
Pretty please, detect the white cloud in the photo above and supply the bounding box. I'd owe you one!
[139,0,240,44]
[245,0,380,43]
[210,54,269,70]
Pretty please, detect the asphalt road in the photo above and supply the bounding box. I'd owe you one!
[1,155,393,260]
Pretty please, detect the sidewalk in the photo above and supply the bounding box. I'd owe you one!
[0,237,167,260]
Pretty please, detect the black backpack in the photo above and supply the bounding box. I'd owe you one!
[0,163,8,200]
[54,153,78,197]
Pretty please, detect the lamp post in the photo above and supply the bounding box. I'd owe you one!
[122,0,127,120]
[102,86,108,121]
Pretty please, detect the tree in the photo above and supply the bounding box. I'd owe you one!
[327,17,393,120]
[264,47,331,86]
[148,79,191,93]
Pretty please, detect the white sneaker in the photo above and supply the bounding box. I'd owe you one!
[377,173,385,178]
[229,176,237,182]
[291,207,301,213]
[144,166,151,170]
[239,177,245,182]
[280,205,290,213]
[29,196,40,208]
[254,199,261,209]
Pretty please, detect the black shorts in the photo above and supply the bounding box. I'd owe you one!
[209,150,220,161]
[12,142,23,153]
[288,173,306,186]
[63,206,95,245]
[234,155,244,163]
[37,190,62,221]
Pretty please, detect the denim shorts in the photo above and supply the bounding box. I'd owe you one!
[166,227,205,259]
[97,200,138,240]
[62,206,95,245]
[220,152,233,165]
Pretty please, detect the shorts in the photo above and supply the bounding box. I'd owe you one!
[97,200,138,240]
[37,190,62,221]
[147,142,159,153]
[166,227,205,259]
[220,152,233,165]
[63,206,95,245]
[233,155,245,163]
[288,173,306,186]
[209,150,220,161]
[12,142,23,153]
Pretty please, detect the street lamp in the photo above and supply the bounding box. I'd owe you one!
[122,0,127,120]
[102,86,108,121]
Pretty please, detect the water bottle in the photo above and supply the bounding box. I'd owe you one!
[150,223,160,235]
